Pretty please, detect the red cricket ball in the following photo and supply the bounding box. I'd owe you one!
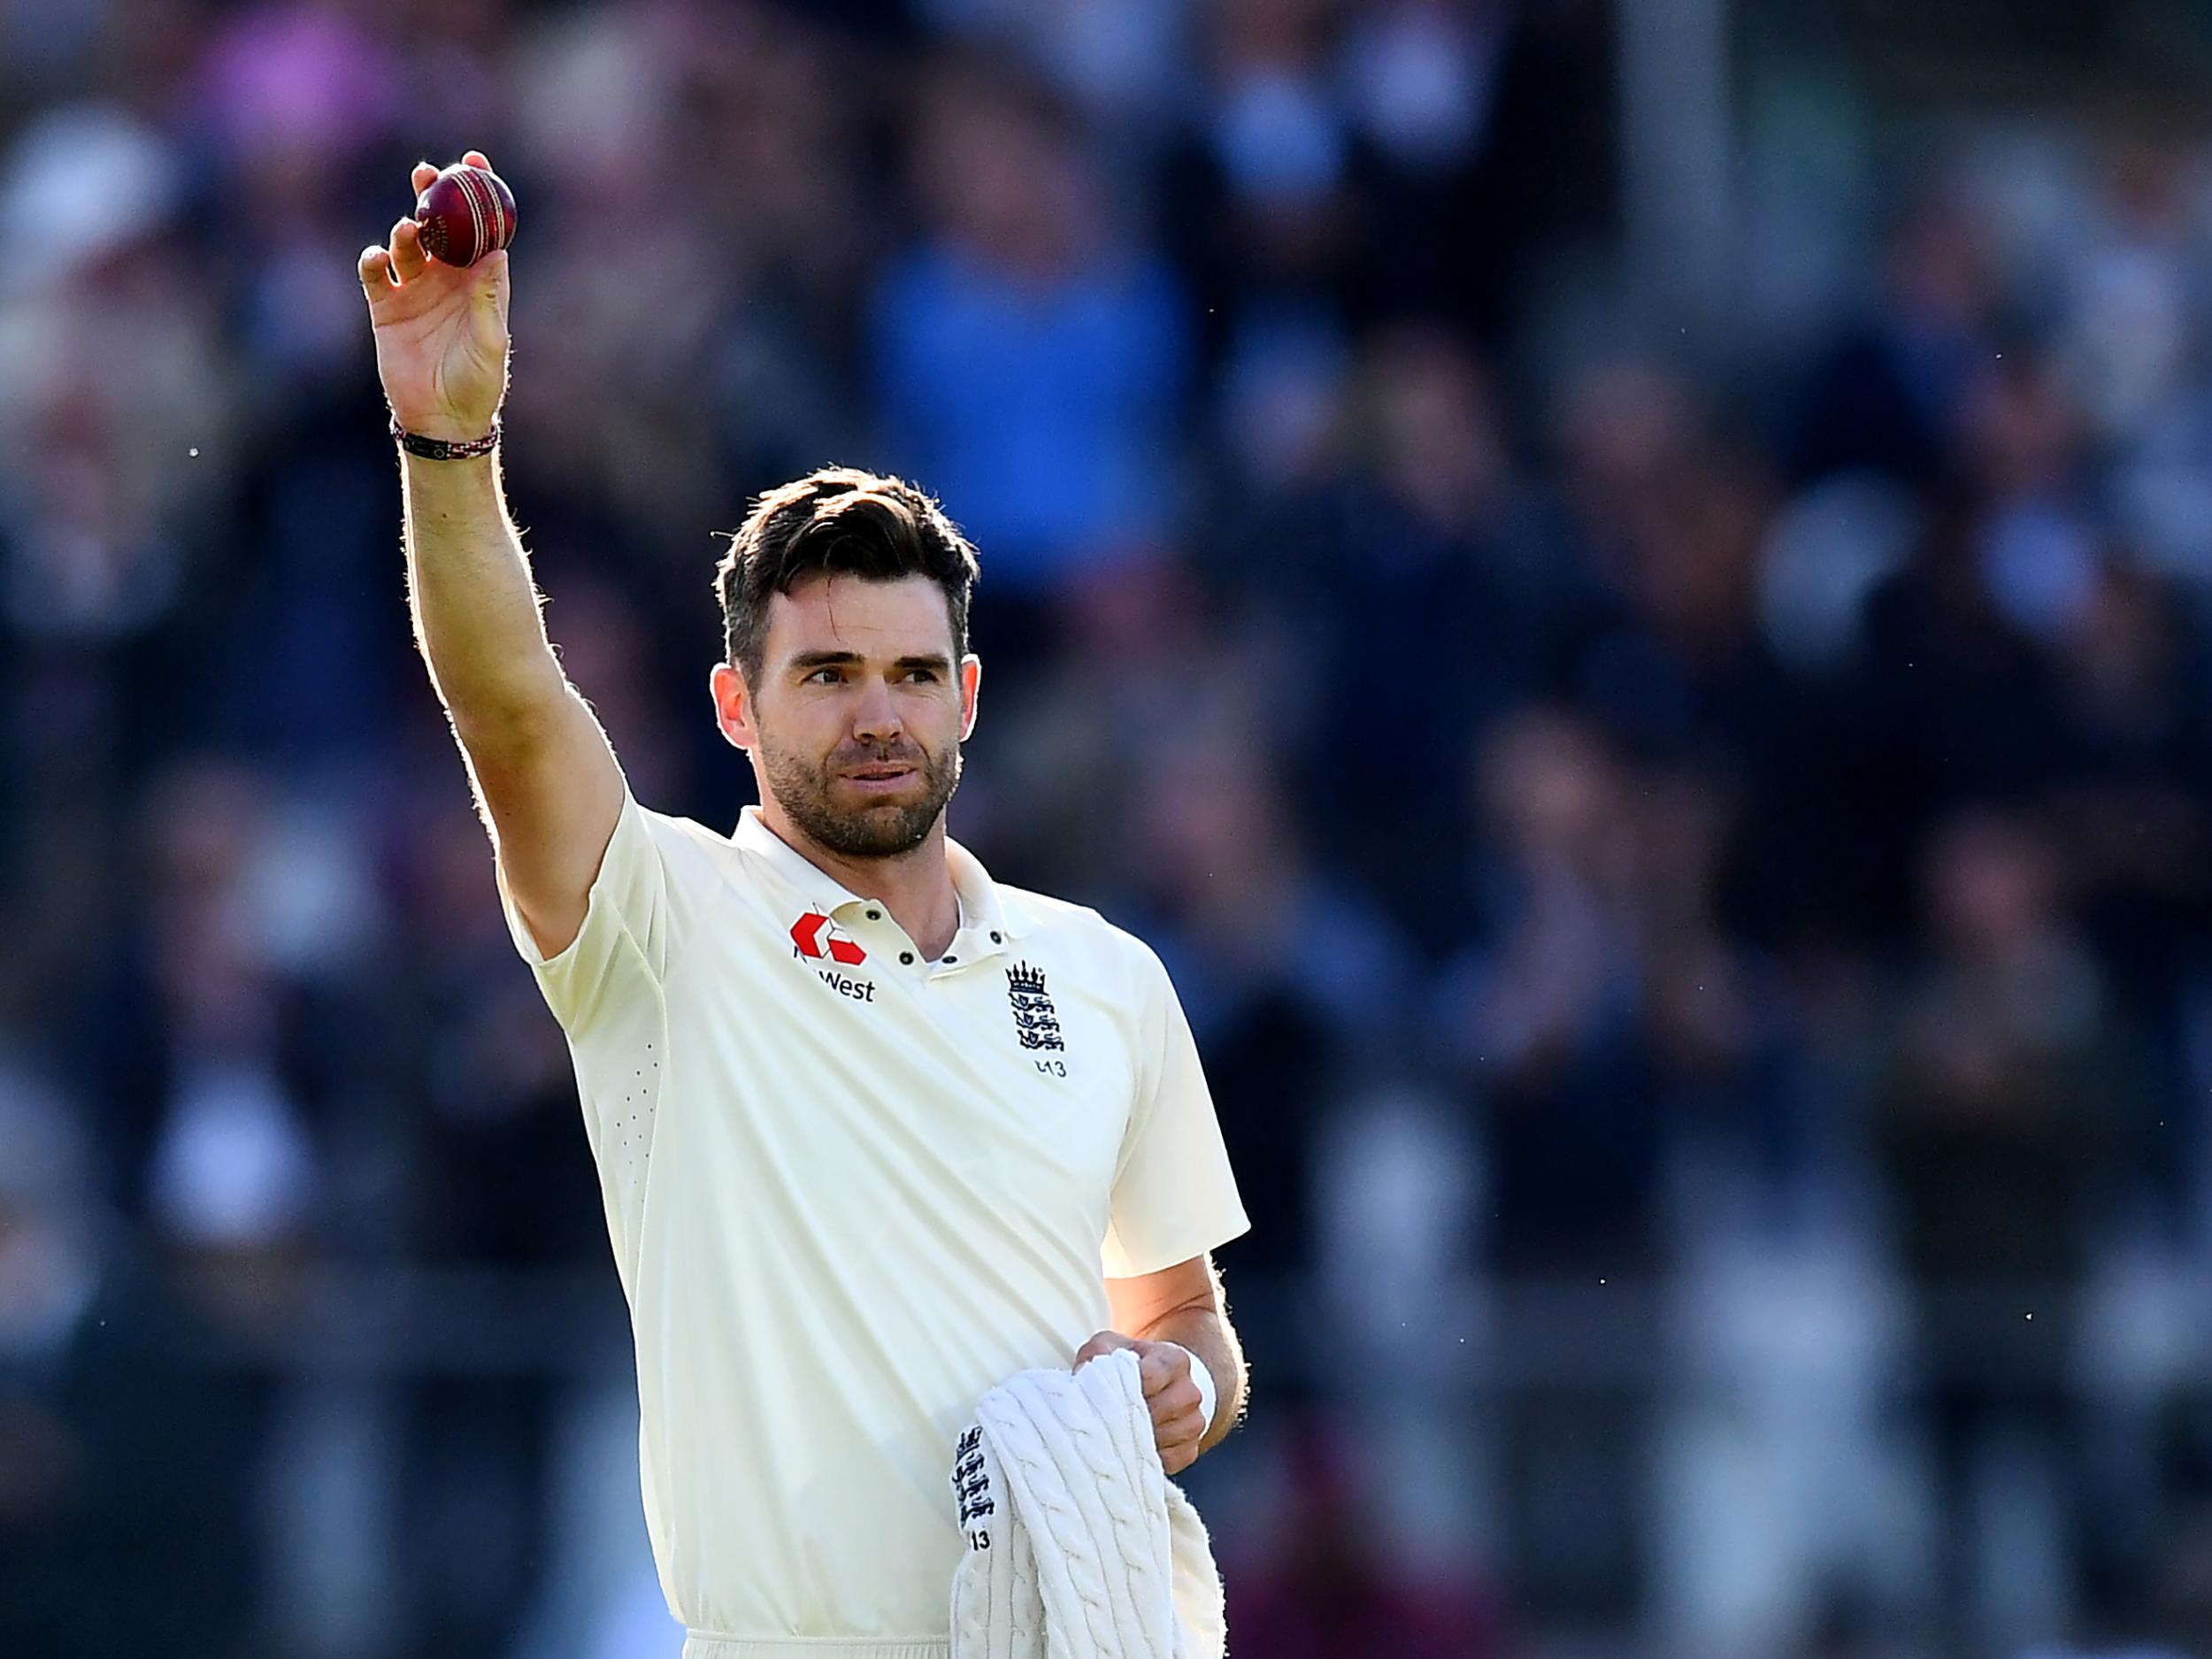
[412,164,517,267]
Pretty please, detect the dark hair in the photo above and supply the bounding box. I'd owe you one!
[714,467,979,686]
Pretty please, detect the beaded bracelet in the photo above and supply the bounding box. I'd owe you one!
[389,416,501,460]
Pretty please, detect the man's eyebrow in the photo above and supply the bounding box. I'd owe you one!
[784,649,954,672]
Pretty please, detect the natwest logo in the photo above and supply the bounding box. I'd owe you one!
[790,910,867,966]
[792,910,875,1003]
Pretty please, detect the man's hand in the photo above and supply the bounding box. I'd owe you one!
[1074,1331,1207,1477]
[358,150,511,443]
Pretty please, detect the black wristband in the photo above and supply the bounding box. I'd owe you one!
[390,417,500,460]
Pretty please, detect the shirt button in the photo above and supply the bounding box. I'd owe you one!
[990,931,1002,943]
[900,951,914,965]
[866,909,881,921]
[943,955,958,964]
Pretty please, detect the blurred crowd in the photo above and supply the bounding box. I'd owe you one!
[9,1,2212,1655]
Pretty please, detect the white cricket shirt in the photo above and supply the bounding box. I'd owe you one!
[495,790,1250,1654]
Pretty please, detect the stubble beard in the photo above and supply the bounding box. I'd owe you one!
[758,728,964,859]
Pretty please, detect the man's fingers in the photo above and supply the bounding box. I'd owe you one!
[1138,1346,1187,1397]
[1074,1332,1137,1369]
[1161,1442,1198,1477]
[1155,1402,1203,1441]
[389,218,427,281]
[1155,1406,1204,1474]
[1074,1331,1138,1367]
[1149,1379,1200,1428]
[476,250,511,325]
[410,152,489,194]
[359,243,394,296]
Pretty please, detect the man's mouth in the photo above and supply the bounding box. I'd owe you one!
[842,764,917,791]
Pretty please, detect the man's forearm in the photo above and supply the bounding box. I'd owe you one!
[401,449,569,741]
[1135,1304,1247,1455]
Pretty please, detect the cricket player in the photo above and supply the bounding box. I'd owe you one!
[359,153,1251,1656]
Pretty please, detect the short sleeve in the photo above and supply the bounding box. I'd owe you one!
[495,789,683,1033]
[1101,947,1251,1279]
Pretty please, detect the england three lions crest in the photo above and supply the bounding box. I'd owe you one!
[1005,962,1065,1053]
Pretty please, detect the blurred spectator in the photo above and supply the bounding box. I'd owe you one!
[1874,809,2145,1638]
[496,5,737,554]
[1631,768,1816,1235]
[874,55,1189,638]
[1876,808,2137,1319]
[1294,325,1571,918]
[2043,562,2212,1225]
[1441,710,1659,1616]
[196,5,399,408]
[2059,138,2199,449]
[1788,190,2001,488]
[0,1063,255,1656]
[1547,357,1800,789]
[0,107,229,648]
[1171,0,1356,357]
[1448,710,1662,1273]
[1122,733,1407,1278]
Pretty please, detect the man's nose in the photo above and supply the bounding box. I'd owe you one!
[850,676,903,742]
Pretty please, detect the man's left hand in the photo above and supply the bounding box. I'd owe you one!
[1073,1331,1206,1476]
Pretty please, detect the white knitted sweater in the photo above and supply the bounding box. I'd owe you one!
[949,1349,1228,1659]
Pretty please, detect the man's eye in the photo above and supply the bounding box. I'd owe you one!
[807,668,842,684]
[905,669,938,683]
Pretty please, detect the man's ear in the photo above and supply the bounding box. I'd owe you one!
[710,662,755,751]
[959,654,981,742]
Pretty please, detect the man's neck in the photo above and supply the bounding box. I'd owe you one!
[758,802,964,960]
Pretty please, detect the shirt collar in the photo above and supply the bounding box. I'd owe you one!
[732,806,1028,945]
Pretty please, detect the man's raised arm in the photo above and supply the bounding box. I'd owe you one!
[359,150,622,957]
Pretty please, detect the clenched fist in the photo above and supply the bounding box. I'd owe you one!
[358,150,510,444]
[1074,1331,1208,1477]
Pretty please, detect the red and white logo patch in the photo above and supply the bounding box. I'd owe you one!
[790,910,867,966]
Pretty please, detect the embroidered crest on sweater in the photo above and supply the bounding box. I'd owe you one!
[952,1425,995,1549]
[1005,963,1065,1053]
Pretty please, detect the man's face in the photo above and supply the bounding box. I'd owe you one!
[712,573,979,859]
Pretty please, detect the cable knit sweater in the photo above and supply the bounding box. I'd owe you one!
[949,1349,1228,1659]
